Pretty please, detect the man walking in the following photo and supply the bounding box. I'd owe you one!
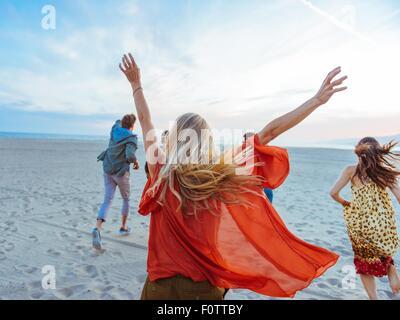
[92,114,139,250]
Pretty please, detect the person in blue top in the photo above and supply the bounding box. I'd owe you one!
[92,114,139,250]
[243,132,274,203]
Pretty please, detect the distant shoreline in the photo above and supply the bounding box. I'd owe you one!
[0,131,108,142]
[0,131,358,151]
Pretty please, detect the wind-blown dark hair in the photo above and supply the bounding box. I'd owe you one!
[354,137,400,189]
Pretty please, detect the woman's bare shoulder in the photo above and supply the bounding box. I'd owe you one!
[344,165,357,176]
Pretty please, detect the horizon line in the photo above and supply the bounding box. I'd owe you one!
[0,130,360,151]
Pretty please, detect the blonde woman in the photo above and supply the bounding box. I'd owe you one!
[119,53,347,299]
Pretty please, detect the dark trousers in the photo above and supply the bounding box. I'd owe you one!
[141,275,226,300]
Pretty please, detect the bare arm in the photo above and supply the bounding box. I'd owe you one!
[258,67,347,145]
[390,183,400,204]
[119,53,163,178]
[330,166,354,207]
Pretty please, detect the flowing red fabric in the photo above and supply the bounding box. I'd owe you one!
[139,135,339,298]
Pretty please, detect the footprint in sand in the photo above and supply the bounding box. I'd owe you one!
[47,249,61,257]
[62,209,71,216]
[295,222,309,228]
[30,291,44,300]
[111,250,123,258]
[109,287,134,300]
[76,264,99,278]
[23,202,31,211]
[59,232,69,239]
[53,285,89,299]
[68,244,87,256]
[100,270,111,285]
[0,251,6,261]
[100,292,116,300]
[316,282,330,289]
[28,235,39,242]
[326,278,340,287]
[15,264,38,274]
[75,244,85,250]
[4,241,15,252]
[54,287,74,299]
[85,265,99,278]
[28,280,42,290]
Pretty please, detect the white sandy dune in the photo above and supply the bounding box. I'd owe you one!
[0,138,399,300]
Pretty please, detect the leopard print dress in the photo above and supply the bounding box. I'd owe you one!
[344,182,399,277]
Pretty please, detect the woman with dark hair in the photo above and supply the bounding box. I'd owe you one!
[330,137,400,299]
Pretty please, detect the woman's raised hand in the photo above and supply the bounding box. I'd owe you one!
[120,51,158,177]
[258,66,349,144]
[314,67,347,105]
[119,53,141,89]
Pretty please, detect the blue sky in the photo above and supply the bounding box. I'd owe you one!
[1,0,399,144]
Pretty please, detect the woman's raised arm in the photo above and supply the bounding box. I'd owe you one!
[119,53,163,178]
[330,166,353,207]
[258,67,347,145]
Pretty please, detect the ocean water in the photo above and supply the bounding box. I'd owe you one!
[0,131,108,142]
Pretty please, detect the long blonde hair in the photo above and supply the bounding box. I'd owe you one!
[148,113,264,216]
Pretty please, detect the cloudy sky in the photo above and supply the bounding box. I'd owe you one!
[0,0,399,145]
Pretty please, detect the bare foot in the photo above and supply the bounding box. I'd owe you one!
[388,265,400,295]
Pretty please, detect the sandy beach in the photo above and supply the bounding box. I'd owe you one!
[0,137,399,300]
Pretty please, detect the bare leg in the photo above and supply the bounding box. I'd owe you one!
[388,265,400,295]
[360,274,378,300]
[96,219,104,230]
[121,215,128,230]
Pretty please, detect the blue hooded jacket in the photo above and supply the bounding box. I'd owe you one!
[97,120,138,177]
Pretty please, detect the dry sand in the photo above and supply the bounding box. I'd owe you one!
[0,137,399,300]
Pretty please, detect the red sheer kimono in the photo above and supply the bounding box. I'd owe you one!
[139,135,339,298]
